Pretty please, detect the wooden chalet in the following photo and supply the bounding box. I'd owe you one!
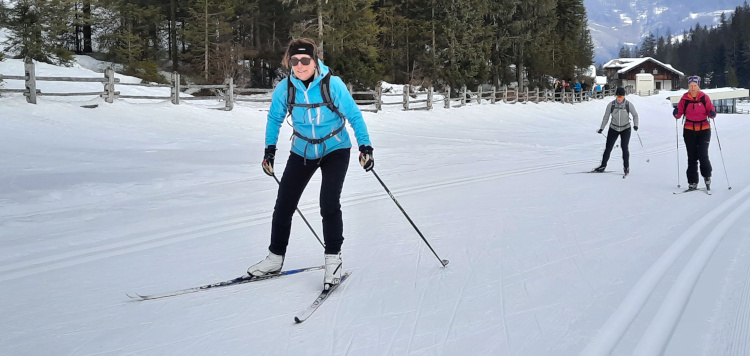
[603,57,684,93]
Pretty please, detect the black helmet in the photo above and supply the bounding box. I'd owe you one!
[615,87,626,96]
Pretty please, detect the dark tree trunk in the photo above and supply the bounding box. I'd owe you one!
[83,0,92,53]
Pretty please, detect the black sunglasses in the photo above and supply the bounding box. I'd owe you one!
[290,57,313,66]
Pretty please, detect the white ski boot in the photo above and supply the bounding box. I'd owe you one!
[323,253,342,291]
[247,251,284,276]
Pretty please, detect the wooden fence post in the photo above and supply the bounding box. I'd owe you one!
[225,77,234,111]
[427,86,433,110]
[461,86,466,106]
[403,84,409,110]
[171,72,180,105]
[347,83,353,95]
[104,67,116,103]
[491,86,496,104]
[375,82,382,112]
[444,86,451,108]
[24,57,37,104]
[477,85,482,104]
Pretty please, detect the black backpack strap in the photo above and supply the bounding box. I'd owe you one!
[683,95,709,121]
[320,72,346,119]
[610,100,629,114]
[286,74,296,117]
[286,71,346,120]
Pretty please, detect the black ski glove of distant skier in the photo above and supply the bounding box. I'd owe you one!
[359,145,374,172]
[262,145,276,176]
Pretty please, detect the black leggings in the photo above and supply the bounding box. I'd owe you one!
[683,129,712,184]
[600,127,631,169]
[269,148,350,255]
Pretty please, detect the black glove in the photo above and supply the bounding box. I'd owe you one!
[359,145,374,172]
[597,129,603,134]
[262,145,276,176]
[672,107,679,116]
[633,126,638,131]
[709,110,716,118]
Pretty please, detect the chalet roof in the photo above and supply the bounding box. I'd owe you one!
[666,87,750,104]
[603,57,684,77]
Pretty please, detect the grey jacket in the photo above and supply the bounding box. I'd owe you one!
[601,99,639,132]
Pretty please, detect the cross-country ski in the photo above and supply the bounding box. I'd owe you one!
[294,272,352,323]
[127,266,324,301]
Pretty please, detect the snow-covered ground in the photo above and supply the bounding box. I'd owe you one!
[2,57,750,355]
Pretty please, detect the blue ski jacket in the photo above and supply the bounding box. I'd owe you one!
[265,60,371,159]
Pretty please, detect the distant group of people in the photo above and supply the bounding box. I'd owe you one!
[554,80,610,101]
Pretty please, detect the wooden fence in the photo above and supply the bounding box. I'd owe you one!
[1,58,616,112]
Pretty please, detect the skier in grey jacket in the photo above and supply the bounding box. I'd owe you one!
[593,87,639,174]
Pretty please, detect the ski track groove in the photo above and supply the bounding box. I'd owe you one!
[497,232,512,354]
[0,211,273,282]
[439,248,468,350]
[633,196,750,355]
[729,253,750,356]
[707,230,750,356]
[406,270,431,355]
[581,184,750,356]
[2,175,253,222]
[3,158,594,281]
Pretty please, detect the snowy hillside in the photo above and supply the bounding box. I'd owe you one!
[2,57,750,355]
[585,0,737,62]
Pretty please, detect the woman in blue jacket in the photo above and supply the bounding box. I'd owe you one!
[247,38,373,291]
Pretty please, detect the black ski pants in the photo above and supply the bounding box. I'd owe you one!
[683,129,712,184]
[269,148,350,256]
[600,127,631,170]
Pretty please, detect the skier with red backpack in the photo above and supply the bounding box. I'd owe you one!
[673,75,717,191]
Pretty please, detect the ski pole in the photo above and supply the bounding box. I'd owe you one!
[635,131,644,148]
[370,169,449,267]
[675,119,681,188]
[635,130,649,162]
[711,118,732,190]
[272,174,325,248]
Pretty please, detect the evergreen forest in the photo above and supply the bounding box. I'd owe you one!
[0,0,595,90]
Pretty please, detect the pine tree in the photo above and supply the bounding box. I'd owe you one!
[553,0,592,79]
[639,33,656,57]
[5,0,73,64]
[434,0,491,90]
[96,0,165,80]
[0,0,5,62]
[508,0,557,89]
[321,0,381,87]
[618,45,631,58]
[183,0,236,81]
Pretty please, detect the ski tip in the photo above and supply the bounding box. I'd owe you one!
[126,293,144,301]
